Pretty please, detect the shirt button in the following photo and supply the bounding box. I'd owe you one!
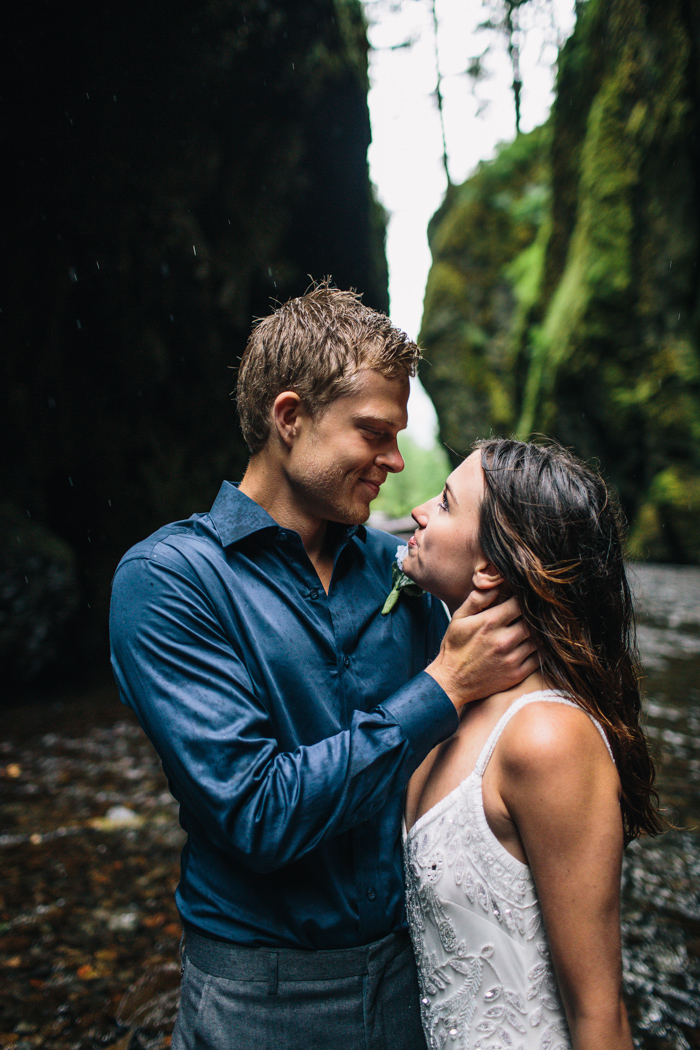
[343,655,350,669]
[309,589,319,601]
[366,888,376,901]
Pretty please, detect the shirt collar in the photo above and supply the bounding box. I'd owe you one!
[209,481,367,548]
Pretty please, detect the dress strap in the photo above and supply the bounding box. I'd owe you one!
[473,689,614,778]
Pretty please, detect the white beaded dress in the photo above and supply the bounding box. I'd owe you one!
[403,690,614,1050]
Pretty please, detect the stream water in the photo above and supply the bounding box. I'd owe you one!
[0,561,698,1049]
[621,563,700,1049]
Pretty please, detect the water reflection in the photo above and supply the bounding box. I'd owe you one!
[623,564,700,1049]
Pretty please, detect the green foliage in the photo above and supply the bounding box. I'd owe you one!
[371,435,451,520]
[627,467,700,564]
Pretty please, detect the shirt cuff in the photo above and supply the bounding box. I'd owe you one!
[380,671,459,765]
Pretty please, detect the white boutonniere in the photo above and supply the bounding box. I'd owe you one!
[381,544,424,614]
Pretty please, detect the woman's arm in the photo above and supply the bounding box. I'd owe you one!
[495,702,633,1050]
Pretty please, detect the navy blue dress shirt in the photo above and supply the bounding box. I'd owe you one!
[110,482,456,949]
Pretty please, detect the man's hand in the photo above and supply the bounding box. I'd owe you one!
[426,588,538,712]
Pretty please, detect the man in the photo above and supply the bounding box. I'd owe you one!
[110,284,536,1050]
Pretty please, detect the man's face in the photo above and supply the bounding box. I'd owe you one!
[287,369,409,526]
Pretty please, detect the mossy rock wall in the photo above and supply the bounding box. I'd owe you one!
[420,127,551,455]
[2,0,388,680]
[420,0,700,563]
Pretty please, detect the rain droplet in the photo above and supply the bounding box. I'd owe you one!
[76,319,82,329]
[193,244,197,256]
[68,477,73,487]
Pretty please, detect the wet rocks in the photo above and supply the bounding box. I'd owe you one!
[0,716,184,1049]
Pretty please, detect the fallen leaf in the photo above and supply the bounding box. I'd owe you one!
[143,914,166,929]
[77,964,99,980]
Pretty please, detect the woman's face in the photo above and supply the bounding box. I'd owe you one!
[402,449,488,613]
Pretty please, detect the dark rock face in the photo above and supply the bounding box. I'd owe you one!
[420,0,700,563]
[0,505,80,683]
[1,0,388,679]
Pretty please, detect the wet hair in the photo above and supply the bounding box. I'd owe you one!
[236,281,420,455]
[477,437,663,843]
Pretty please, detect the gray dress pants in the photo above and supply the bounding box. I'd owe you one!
[171,928,428,1050]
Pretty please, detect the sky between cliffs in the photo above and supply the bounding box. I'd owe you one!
[363,0,576,446]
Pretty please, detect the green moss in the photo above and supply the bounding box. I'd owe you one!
[420,127,550,457]
[628,467,700,563]
[516,31,646,435]
[505,234,545,313]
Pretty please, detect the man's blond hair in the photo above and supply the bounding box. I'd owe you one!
[236,282,421,455]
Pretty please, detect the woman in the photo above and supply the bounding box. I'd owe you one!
[402,438,662,1050]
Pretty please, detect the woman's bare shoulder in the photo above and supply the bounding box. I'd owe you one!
[496,697,613,781]
[493,697,622,839]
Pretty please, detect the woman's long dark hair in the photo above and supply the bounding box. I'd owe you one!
[477,437,663,843]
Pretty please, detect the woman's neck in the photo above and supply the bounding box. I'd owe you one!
[461,669,549,723]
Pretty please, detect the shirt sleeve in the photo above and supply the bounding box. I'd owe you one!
[109,546,457,874]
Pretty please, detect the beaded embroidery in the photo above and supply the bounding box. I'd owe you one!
[403,691,612,1050]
